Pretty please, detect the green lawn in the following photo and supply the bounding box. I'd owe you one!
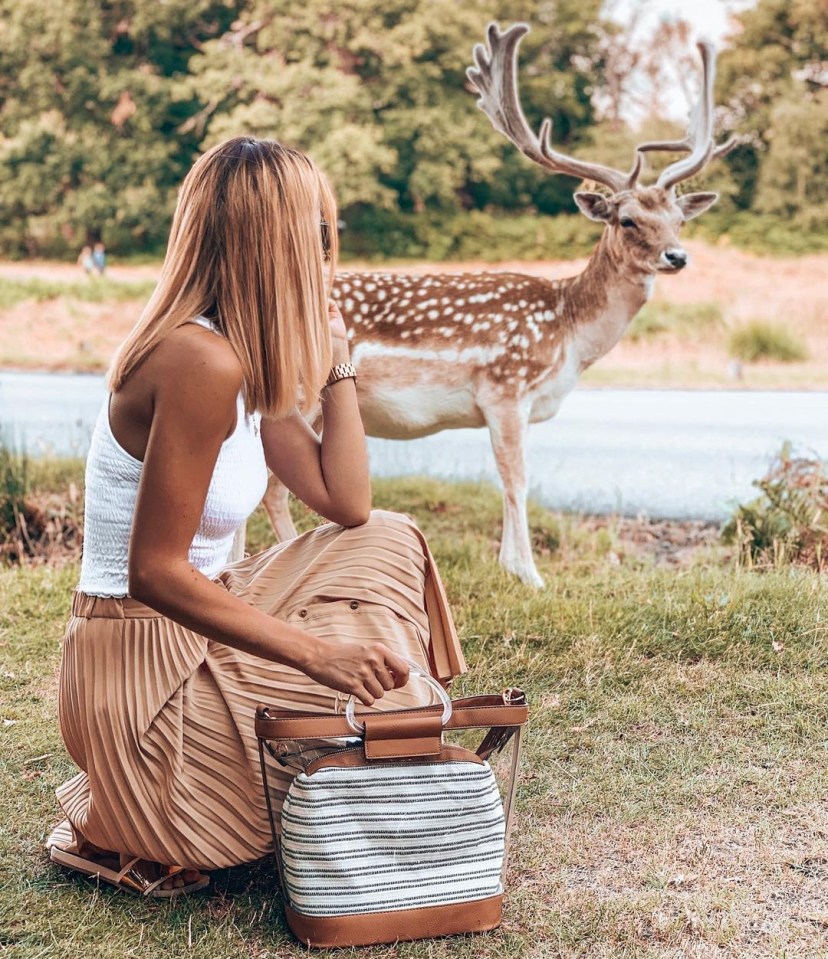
[2,479,828,958]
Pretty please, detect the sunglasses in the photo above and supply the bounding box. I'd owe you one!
[320,218,332,262]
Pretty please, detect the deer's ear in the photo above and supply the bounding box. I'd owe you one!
[574,192,613,222]
[676,192,718,221]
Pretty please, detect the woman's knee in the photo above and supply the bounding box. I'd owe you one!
[359,508,421,537]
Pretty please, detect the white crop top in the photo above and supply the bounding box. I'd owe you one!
[77,316,269,597]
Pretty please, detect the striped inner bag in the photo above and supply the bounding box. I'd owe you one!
[280,760,505,917]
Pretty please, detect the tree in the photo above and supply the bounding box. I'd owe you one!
[715,0,828,217]
[0,0,241,256]
[189,0,611,216]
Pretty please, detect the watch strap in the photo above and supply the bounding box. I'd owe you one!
[325,362,357,387]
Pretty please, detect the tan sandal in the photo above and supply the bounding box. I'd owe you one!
[46,820,209,898]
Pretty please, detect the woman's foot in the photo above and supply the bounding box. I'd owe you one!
[118,854,205,892]
[51,821,207,891]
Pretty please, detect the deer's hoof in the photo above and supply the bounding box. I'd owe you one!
[501,559,545,589]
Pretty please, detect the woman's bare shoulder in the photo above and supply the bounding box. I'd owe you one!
[145,322,244,399]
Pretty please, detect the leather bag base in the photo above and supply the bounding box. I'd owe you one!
[285,893,503,948]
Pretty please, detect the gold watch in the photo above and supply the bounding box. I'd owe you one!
[324,362,357,388]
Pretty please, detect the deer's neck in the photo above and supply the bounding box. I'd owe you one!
[561,235,652,371]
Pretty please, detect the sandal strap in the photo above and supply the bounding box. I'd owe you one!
[116,858,186,895]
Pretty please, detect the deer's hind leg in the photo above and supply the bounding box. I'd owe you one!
[262,472,298,542]
[482,398,544,589]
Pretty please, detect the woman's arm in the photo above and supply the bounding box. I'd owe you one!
[127,329,407,704]
[261,300,370,526]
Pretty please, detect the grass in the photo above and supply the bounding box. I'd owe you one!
[2,477,828,956]
[0,276,156,310]
[728,322,809,364]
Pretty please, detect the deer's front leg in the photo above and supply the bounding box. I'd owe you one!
[483,399,544,589]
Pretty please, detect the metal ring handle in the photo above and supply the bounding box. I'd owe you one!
[344,659,452,735]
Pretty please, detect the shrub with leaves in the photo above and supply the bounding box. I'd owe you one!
[728,321,808,363]
[0,434,82,563]
[0,432,29,542]
[723,443,828,570]
[627,301,723,342]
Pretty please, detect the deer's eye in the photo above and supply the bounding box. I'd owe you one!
[619,217,637,229]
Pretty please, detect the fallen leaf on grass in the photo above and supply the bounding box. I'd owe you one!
[570,720,595,733]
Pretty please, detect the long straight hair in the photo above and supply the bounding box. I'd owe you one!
[108,137,338,417]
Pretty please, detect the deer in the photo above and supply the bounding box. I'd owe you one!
[258,21,738,588]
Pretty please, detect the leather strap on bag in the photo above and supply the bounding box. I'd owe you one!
[254,693,528,741]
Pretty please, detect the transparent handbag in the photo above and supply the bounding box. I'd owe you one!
[255,662,528,948]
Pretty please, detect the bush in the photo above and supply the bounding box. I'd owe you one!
[728,321,809,363]
[0,431,29,542]
[627,301,724,342]
[340,208,601,262]
[689,211,828,256]
[0,434,83,564]
[723,444,828,570]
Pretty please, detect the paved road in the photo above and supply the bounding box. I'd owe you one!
[2,370,827,520]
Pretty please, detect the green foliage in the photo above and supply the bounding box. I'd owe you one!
[689,211,828,256]
[0,432,29,542]
[626,301,723,342]
[755,92,828,228]
[0,0,242,257]
[727,321,808,363]
[714,0,828,225]
[0,0,824,258]
[341,207,600,261]
[724,444,828,570]
[0,0,616,258]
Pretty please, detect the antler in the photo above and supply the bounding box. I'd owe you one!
[655,41,738,190]
[468,24,741,195]
[467,22,642,194]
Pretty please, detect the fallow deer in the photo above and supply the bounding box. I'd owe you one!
[261,21,737,587]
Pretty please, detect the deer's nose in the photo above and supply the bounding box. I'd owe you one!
[663,249,688,269]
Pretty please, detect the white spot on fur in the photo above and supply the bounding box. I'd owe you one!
[353,341,506,366]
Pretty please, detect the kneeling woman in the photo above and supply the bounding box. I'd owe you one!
[47,137,466,896]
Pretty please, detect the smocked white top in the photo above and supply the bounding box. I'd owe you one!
[77,316,269,597]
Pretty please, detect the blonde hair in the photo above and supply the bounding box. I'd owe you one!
[108,136,338,417]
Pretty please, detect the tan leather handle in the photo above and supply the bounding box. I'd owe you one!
[255,693,528,742]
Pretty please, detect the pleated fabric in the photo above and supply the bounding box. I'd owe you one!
[55,509,467,871]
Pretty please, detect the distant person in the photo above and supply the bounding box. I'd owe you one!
[92,241,107,276]
[77,246,94,276]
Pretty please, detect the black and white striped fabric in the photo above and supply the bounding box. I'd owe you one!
[279,759,506,917]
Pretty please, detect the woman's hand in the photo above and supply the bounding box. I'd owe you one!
[329,299,350,365]
[302,638,411,706]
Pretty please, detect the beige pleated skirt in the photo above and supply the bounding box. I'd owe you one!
[55,509,466,871]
